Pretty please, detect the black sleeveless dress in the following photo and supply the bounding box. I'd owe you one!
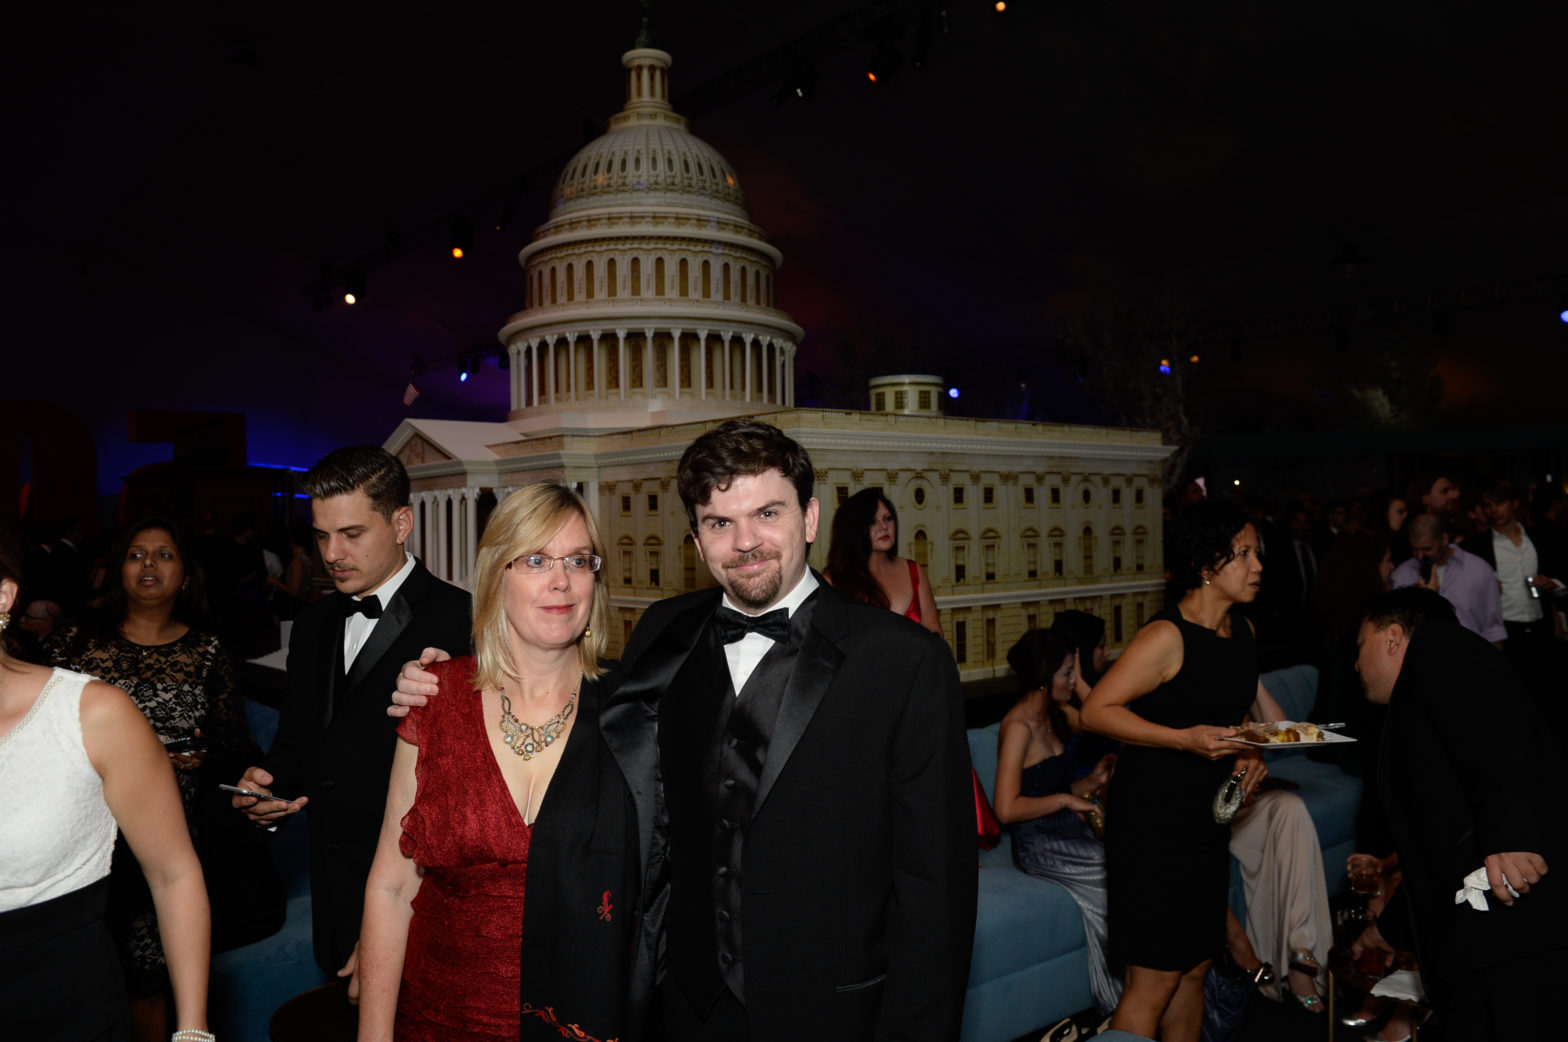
[1104,605,1257,971]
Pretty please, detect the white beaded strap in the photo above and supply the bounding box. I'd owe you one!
[172,1031,215,1042]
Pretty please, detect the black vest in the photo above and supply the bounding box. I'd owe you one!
[659,595,817,1011]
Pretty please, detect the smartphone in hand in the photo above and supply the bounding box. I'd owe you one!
[162,736,208,754]
[219,784,296,803]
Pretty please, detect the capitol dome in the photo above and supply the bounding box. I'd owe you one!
[498,46,802,432]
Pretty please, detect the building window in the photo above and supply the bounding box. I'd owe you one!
[1135,528,1148,572]
[1112,537,1124,573]
[893,389,907,410]
[1050,486,1061,505]
[954,620,967,664]
[985,617,997,663]
[911,529,930,566]
[1082,486,1092,506]
[647,549,661,588]
[918,389,932,410]
[647,493,659,514]
[620,495,632,515]
[654,257,665,296]
[874,391,885,411]
[682,536,696,590]
[619,544,633,586]
[1025,539,1039,579]
[1136,601,1146,629]
[1052,537,1064,577]
[1081,525,1095,575]
[1024,487,1035,505]
[836,485,849,506]
[982,486,995,506]
[1135,488,1145,506]
[1113,604,1124,642]
[629,256,640,296]
[1025,610,1038,631]
[913,486,926,507]
[954,544,968,584]
[953,486,966,507]
[1112,488,1122,505]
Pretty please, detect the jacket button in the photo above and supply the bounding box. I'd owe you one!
[722,778,736,790]
[716,867,729,878]
[719,952,733,965]
[718,910,731,922]
[321,779,335,790]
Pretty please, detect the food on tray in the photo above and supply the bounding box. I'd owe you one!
[1235,721,1325,744]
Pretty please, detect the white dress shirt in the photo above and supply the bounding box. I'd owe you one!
[1492,529,1542,624]
[343,552,416,669]
[720,569,819,694]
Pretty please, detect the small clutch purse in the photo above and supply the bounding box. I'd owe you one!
[1211,768,1248,824]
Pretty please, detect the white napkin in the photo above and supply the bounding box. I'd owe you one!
[1454,866,1519,911]
[1370,969,1425,1002]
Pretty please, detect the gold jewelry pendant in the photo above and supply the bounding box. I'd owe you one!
[499,684,578,759]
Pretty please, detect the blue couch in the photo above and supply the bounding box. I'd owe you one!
[961,664,1360,1042]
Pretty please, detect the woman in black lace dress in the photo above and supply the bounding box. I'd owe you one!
[47,516,250,1042]
[1081,500,1267,1042]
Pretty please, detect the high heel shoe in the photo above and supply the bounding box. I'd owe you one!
[1340,995,1394,1032]
[1290,991,1326,1014]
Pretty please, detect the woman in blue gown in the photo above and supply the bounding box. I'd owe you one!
[994,629,1119,1014]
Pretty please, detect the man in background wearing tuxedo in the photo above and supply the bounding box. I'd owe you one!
[232,446,470,996]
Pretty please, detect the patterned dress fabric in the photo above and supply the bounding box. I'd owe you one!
[46,624,247,994]
[394,656,532,1040]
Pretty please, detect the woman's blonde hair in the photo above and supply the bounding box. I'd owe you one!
[471,481,610,691]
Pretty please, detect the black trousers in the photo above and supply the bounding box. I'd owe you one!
[658,976,748,1042]
[1434,947,1568,1041]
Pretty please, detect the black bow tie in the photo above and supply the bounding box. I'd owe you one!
[342,595,383,620]
[712,606,790,645]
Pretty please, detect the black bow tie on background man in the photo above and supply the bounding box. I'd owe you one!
[341,595,383,620]
[712,606,790,645]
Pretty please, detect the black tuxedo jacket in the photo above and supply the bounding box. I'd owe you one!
[609,577,976,1042]
[1375,620,1567,994]
[264,560,471,974]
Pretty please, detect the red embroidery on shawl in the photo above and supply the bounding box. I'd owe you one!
[597,890,613,922]
[520,1003,618,1042]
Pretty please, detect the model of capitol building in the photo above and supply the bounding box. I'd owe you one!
[499,47,802,432]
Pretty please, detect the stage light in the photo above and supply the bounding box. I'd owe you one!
[995,2,1007,12]
[450,217,473,260]
[865,32,901,83]
[1159,359,1171,374]
[344,270,364,306]
[1233,479,1241,487]
[1559,309,1568,324]
[948,387,960,399]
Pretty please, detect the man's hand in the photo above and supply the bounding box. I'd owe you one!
[1485,851,1548,907]
[1234,747,1268,799]
[1180,725,1240,760]
[337,941,361,1005]
[387,647,452,718]
[168,727,207,772]
[1351,920,1395,969]
[231,766,308,824]
[1531,574,1561,592]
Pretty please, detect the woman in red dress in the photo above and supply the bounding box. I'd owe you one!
[357,483,643,1042]
[824,488,941,635]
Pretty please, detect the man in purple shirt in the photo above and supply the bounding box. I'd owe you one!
[1390,513,1506,646]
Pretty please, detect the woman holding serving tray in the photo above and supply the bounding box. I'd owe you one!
[1081,499,1268,1041]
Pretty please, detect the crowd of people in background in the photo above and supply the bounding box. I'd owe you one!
[2,451,1563,1042]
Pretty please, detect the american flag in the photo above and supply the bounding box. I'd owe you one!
[402,382,421,406]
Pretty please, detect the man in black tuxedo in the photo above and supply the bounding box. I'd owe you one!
[232,446,471,992]
[392,420,975,1041]
[1350,587,1566,1040]
[623,420,974,1041]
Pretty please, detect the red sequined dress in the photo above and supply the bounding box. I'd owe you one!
[395,656,530,1040]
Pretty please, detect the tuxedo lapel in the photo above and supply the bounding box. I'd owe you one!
[321,607,345,725]
[754,586,847,815]
[603,592,717,867]
[342,587,413,696]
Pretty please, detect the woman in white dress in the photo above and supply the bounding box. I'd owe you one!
[0,527,212,1042]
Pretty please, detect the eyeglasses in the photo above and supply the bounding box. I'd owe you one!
[508,553,602,574]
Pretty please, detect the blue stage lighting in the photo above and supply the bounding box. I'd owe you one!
[1560,309,1568,323]
[459,370,469,383]
[947,387,959,399]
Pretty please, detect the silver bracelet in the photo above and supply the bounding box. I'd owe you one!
[172,1031,215,1042]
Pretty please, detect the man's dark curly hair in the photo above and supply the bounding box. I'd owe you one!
[1166,498,1252,593]
[676,419,814,530]
[302,446,410,521]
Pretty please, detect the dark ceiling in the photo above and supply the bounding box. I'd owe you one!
[7,1,1567,494]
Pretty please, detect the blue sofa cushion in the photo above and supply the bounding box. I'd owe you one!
[970,861,1089,985]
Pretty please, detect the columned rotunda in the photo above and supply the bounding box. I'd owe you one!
[498,47,802,433]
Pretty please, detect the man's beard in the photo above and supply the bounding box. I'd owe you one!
[721,549,783,611]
